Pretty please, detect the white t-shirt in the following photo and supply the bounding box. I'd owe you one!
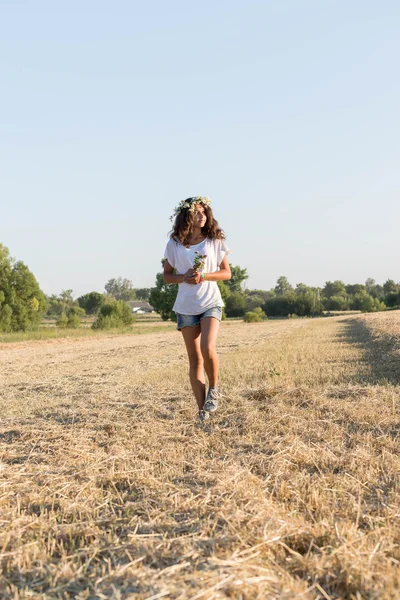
[164,237,230,315]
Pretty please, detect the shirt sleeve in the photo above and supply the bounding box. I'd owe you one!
[164,238,176,268]
[217,239,230,266]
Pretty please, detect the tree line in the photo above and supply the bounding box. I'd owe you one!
[148,264,397,322]
[1,242,399,332]
[0,246,143,332]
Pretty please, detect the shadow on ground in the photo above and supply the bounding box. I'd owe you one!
[338,317,400,386]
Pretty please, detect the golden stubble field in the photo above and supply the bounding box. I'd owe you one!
[1,313,400,599]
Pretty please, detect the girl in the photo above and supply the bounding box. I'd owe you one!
[163,196,231,423]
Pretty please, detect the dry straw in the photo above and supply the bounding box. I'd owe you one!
[0,313,399,598]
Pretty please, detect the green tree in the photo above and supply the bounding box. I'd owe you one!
[374,299,387,312]
[274,276,293,296]
[365,278,376,294]
[384,292,399,308]
[59,289,74,306]
[225,291,246,317]
[372,285,385,300]
[225,264,248,293]
[135,288,151,301]
[46,290,77,317]
[264,295,295,317]
[383,279,399,296]
[46,296,63,317]
[0,244,47,332]
[0,294,12,331]
[295,283,312,296]
[351,292,386,313]
[323,281,346,298]
[245,294,265,312]
[105,277,136,301]
[295,292,322,317]
[217,281,230,319]
[264,291,322,317]
[345,283,366,296]
[365,278,384,300]
[217,280,230,305]
[149,262,178,321]
[324,295,349,311]
[245,289,274,302]
[77,292,105,315]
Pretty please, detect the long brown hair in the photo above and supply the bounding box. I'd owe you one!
[170,199,225,247]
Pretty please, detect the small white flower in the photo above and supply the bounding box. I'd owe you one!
[170,196,212,221]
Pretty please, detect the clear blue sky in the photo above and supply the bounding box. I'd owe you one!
[1,1,399,296]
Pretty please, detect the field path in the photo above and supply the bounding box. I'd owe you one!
[0,318,310,414]
[1,315,399,599]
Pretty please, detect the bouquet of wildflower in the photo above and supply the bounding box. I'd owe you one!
[193,250,207,272]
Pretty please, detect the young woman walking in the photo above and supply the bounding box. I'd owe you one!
[163,196,231,423]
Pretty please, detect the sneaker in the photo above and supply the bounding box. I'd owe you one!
[204,387,220,412]
[198,410,210,423]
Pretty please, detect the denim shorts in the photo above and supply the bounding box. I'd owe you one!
[176,306,222,331]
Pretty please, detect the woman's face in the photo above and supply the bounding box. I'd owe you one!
[192,204,207,228]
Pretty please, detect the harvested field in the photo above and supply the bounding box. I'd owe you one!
[1,313,400,599]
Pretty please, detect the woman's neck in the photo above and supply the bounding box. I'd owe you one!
[188,226,205,245]
[191,226,203,238]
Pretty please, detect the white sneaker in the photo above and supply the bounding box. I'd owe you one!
[204,387,220,412]
[198,410,210,423]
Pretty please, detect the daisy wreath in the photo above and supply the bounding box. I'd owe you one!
[170,196,212,221]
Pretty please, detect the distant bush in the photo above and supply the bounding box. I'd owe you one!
[57,306,85,328]
[56,312,68,328]
[244,307,266,323]
[67,314,80,328]
[66,306,85,328]
[46,289,80,318]
[92,300,135,330]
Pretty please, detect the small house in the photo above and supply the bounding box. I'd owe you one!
[128,301,154,314]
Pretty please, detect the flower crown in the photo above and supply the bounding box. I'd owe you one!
[170,196,212,221]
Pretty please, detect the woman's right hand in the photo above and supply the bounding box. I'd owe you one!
[184,269,197,284]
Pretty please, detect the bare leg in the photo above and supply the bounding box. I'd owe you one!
[200,317,220,388]
[181,325,205,410]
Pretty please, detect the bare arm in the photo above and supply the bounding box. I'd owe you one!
[203,255,231,282]
[163,259,197,284]
[163,259,185,284]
